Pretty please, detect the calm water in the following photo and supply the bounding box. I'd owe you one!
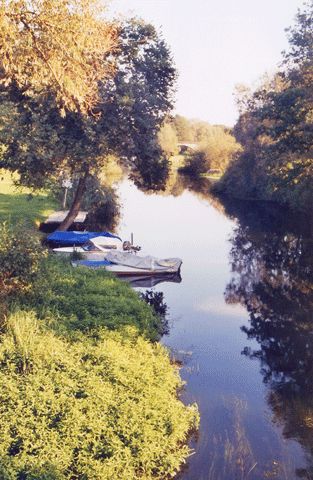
[116,176,313,480]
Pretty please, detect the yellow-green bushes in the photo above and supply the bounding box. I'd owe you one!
[0,312,199,480]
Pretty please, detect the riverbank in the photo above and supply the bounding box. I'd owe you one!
[0,169,57,226]
[0,174,199,479]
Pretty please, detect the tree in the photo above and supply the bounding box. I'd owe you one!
[0,16,177,230]
[179,126,241,177]
[0,0,117,114]
[158,122,179,157]
[197,126,241,172]
[173,115,195,142]
[0,92,112,229]
[99,19,177,192]
[217,1,313,212]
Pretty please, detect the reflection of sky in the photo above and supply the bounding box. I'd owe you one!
[116,179,306,480]
[110,0,305,125]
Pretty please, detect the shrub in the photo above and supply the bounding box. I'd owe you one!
[0,222,46,296]
[0,312,199,480]
[179,151,208,177]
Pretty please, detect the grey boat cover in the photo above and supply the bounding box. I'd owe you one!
[106,251,182,272]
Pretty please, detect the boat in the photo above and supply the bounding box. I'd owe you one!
[52,236,122,259]
[47,230,121,247]
[72,251,182,276]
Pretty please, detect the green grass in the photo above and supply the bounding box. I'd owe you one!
[0,170,57,226]
[15,256,167,341]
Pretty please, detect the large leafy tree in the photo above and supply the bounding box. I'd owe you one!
[218,1,313,212]
[0,0,117,114]
[99,19,177,191]
[0,15,176,230]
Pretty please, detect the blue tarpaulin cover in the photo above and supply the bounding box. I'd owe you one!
[73,259,113,268]
[47,231,121,245]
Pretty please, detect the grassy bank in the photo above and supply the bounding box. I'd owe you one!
[0,175,199,479]
[0,170,57,226]
[13,257,168,341]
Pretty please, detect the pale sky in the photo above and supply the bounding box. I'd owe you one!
[109,0,306,126]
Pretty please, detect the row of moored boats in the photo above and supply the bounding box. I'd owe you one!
[47,231,182,277]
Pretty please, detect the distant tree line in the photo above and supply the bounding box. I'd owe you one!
[157,115,241,176]
[216,1,313,212]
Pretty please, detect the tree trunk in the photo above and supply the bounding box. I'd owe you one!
[57,172,89,231]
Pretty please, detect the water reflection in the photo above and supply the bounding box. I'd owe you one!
[224,203,313,479]
[119,272,182,289]
[140,289,170,336]
[115,174,313,478]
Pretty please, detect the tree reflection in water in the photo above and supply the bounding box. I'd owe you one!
[224,201,313,479]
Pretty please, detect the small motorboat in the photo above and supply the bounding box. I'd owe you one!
[47,231,122,259]
[52,236,122,260]
[72,251,182,276]
[46,230,122,248]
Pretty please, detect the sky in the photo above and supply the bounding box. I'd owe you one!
[109,0,306,126]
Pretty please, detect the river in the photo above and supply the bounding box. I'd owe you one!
[115,175,313,480]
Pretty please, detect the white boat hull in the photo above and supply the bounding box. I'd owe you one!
[106,263,182,275]
[53,247,108,261]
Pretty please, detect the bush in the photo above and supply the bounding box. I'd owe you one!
[0,222,46,296]
[0,312,199,480]
[179,151,208,177]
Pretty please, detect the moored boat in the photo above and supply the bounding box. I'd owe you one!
[72,251,182,276]
[47,230,122,248]
[52,236,122,259]
[47,231,122,259]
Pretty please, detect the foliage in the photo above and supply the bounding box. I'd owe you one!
[197,126,241,172]
[0,16,177,228]
[0,311,199,480]
[171,116,239,176]
[0,0,117,114]
[85,189,120,232]
[0,222,46,296]
[217,2,313,211]
[0,89,106,190]
[99,19,177,190]
[13,258,166,341]
[173,115,195,142]
[179,151,208,177]
[179,126,240,177]
[158,122,179,157]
